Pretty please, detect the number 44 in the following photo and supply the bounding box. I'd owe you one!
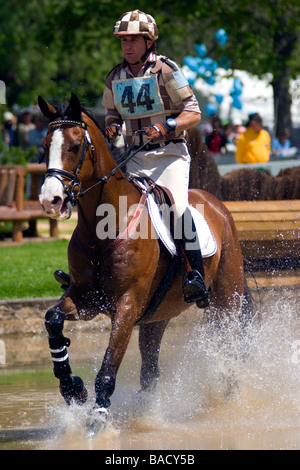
[121,84,155,114]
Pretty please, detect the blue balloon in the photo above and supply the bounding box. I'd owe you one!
[219,56,231,70]
[202,57,213,67]
[197,64,207,77]
[194,43,207,58]
[187,75,196,86]
[204,75,216,86]
[210,59,218,74]
[201,57,218,74]
[232,96,242,110]
[230,78,243,99]
[205,103,218,116]
[215,29,228,46]
[215,94,223,104]
[233,77,243,93]
[183,56,201,73]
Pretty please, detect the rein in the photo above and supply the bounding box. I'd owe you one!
[45,118,155,269]
[46,119,151,206]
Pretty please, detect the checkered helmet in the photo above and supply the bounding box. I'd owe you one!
[113,10,158,41]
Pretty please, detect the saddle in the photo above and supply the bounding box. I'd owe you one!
[132,178,217,259]
[54,177,215,323]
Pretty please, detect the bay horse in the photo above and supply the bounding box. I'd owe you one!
[38,94,251,431]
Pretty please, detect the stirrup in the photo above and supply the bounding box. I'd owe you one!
[54,270,70,290]
[182,269,209,307]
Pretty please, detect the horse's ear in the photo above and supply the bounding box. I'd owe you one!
[68,93,82,121]
[38,96,57,119]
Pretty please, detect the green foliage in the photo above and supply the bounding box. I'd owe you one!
[0,240,69,299]
[0,0,300,130]
[0,0,210,106]
[206,0,300,79]
[0,140,37,165]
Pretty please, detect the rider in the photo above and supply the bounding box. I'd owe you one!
[102,10,209,308]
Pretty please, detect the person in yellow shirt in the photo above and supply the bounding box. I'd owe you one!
[235,113,271,163]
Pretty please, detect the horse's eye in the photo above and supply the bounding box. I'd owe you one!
[69,143,81,153]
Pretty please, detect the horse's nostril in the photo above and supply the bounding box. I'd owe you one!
[52,196,61,205]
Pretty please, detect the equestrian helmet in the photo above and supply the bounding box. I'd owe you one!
[113,10,158,41]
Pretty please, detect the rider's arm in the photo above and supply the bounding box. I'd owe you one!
[173,110,201,133]
[145,110,201,140]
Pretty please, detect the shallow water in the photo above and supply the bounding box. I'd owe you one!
[0,295,300,450]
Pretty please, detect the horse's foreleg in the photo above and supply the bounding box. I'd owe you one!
[45,305,87,405]
[138,319,169,392]
[94,310,137,409]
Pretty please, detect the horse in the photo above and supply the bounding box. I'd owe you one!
[38,93,252,432]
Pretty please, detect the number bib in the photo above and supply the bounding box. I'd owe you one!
[112,75,163,119]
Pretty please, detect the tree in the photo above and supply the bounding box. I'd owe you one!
[0,0,206,107]
[1,0,299,136]
[194,0,300,135]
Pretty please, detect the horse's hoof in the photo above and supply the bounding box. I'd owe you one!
[60,375,88,406]
[85,406,108,438]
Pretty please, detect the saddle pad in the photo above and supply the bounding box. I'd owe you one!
[188,205,217,258]
[136,180,217,258]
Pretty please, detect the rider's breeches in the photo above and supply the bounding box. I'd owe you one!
[126,141,190,222]
[45,306,72,379]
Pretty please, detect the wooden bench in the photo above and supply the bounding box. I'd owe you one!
[224,200,300,261]
[0,164,58,242]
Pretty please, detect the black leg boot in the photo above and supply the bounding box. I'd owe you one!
[54,270,70,290]
[180,208,209,308]
[45,306,88,406]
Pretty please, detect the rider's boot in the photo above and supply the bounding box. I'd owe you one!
[180,208,209,309]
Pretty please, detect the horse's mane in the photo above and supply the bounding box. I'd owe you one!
[81,106,105,135]
[53,102,105,136]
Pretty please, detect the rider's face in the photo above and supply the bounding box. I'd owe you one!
[121,35,153,64]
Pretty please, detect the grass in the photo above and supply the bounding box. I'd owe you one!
[0,240,69,300]
[0,366,55,385]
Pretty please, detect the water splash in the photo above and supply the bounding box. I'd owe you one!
[39,291,300,449]
[139,294,300,437]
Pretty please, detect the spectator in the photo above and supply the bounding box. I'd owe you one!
[205,117,227,154]
[3,111,18,147]
[225,121,246,152]
[200,122,213,139]
[273,128,297,158]
[28,115,48,161]
[227,120,246,145]
[17,110,36,149]
[235,112,270,164]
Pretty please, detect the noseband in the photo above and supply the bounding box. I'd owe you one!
[46,119,95,206]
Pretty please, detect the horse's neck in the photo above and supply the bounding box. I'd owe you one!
[77,115,139,242]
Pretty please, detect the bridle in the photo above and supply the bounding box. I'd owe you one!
[45,118,152,206]
[44,117,155,270]
[45,119,96,206]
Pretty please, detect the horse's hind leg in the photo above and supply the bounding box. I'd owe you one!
[138,319,169,392]
[45,305,87,405]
